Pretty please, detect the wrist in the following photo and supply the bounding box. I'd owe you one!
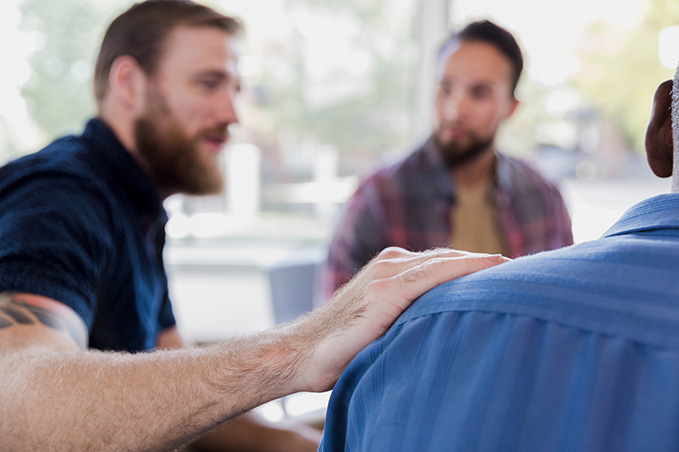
[213,327,312,407]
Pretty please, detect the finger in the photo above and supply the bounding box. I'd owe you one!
[370,247,506,280]
[375,246,477,263]
[394,253,507,304]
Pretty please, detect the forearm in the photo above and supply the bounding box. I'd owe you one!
[1,330,305,452]
[157,328,322,452]
[0,248,506,451]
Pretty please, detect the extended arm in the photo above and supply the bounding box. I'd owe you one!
[0,293,317,451]
[156,324,323,452]
[0,248,506,451]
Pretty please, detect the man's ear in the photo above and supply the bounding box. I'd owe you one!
[107,55,148,116]
[645,79,674,178]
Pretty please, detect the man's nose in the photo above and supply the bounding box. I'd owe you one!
[442,92,469,122]
[216,90,240,125]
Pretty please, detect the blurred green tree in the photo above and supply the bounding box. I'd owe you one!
[250,0,420,175]
[572,0,679,152]
[19,0,122,140]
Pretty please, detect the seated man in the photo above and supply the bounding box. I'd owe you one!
[0,2,508,450]
[320,74,679,451]
[324,20,573,297]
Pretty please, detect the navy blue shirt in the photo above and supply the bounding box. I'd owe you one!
[0,118,175,352]
[322,194,679,451]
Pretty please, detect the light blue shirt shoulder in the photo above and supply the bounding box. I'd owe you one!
[321,193,679,452]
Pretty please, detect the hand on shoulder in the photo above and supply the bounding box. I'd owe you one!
[289,247,509,392]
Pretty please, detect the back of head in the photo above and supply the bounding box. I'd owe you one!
[93,0,241,103]
[439,20,524,94]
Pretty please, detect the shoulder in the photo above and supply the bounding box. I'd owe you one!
[397,231,679,341]
[2,135,111,201]
[394,248,565,326]
[2,136,102,191]
[0,138,119,239]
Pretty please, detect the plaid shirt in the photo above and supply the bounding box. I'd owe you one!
[324,138,573,298]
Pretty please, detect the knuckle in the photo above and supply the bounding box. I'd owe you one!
[376,246,406,260]
[436,247,469,257]
[369,257,400,278]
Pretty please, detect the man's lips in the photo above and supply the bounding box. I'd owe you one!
[201,133,228,151]
[440,126,468,141]
[205,136,226,146]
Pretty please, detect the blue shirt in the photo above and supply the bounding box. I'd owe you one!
[0,118,175,352]
[321,193,679,452]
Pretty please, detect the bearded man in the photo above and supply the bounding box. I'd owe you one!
[0,2,510,451]
[324,20,573,297]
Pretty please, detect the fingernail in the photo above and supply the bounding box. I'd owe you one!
[490,254,511,263]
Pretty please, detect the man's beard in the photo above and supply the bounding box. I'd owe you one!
[134,90,227,196]
[434,131,494,169]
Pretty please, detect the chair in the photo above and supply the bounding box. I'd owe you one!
[264,248,325,325]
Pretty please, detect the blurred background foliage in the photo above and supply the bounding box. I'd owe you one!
[573,0,679,152]
[9,0,679,179]
[18,0,120,139]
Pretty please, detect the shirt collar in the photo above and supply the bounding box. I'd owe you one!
[603,193,679,238]
[81,118,164,218]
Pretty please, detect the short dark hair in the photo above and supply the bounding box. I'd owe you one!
[94,0,241,103]
[439,20,524,94]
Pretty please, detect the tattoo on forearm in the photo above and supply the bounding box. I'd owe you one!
[0,295,87,348]
[4,306,33,324]
[0,315,11,329]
